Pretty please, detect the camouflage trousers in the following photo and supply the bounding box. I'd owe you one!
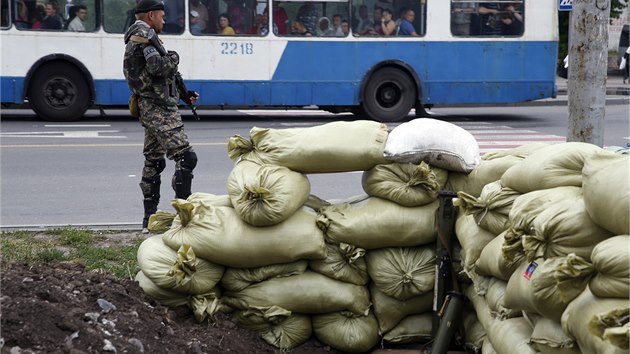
[138,99,193,198]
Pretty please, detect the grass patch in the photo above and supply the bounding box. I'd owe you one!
[1,229,144,279]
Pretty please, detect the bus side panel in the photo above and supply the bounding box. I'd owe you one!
[1,77,25,104]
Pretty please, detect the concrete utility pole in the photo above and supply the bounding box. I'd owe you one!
[567,0,611,147]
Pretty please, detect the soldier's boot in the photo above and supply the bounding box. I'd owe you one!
[172,150,197,200]
[140,157,165,233]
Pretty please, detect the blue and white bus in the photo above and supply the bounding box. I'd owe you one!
[0,0,557,122]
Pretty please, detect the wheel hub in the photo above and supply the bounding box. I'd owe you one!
[44,78,75,108]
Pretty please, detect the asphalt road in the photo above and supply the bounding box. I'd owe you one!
[1,105,628,228]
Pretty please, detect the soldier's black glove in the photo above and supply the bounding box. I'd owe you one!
[167,50,179,65]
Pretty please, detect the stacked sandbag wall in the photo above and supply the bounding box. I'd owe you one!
[454,142,630,354]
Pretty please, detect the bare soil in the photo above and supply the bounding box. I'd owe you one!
[0,231,347,354]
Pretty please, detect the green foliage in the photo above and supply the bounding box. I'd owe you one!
[70,241,142,279]
[49,227,96,246]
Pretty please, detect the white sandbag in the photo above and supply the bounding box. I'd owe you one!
[227,159,310,226]
[309,242,369,285]
[222,271,371,315]
[524,193,613,262]
[561,286,629,354]
[501,142,602,193]
[312,311,380,353]
[369,283,433,334]
[366,246,436,300]
[227,120,389,173]
[220,260,308,292]
[382,313,433,344]
[487,317,537,354]
[455,180,520,235]
[530,317,581,354]
[590,235,630,299]
[235,306,312,350]
[455,213,496,278]
[316,197,438,249]
[162,200,326,268]
[136,235,225,294]
[361,161,448,207]
[447,155,523,197]
[582,151,630,235]
[502,186,582,263]
[383,118,480,173]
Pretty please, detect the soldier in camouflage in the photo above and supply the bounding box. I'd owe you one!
[123,0,199,233]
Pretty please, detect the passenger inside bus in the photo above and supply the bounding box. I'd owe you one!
[291,19,312,36]
[65,5,88,32]
[42,0,63,30]
[30,4,45,29]
[15,0,29,28]
[189,0,209,33]
[218,13,235,34]
[296,2,318,35]
[272,2,288,35]
[341,19,349,36]
[397,8,418,36]
[380,8,396,36]
[331,14,344,36]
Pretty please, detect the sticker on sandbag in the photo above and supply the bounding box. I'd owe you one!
[523,261,538,280]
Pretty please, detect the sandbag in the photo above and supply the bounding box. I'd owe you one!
[505,255,594,322]
[530,317,581,354]
[464,285,493,331]
[136,235,225,294]
[455,180,520,235]
[312,311,380,353]
[589,308,630,351]
[481,142,550,161]
[316,197,438,249]
[220,260,308,292]
[309,242,369,286]
[590,235,630,299]
[186,192,233,207]
[162,200,326,268]
[361,161,448,207]
[561,286,629,354]
[502,186,582,262]
[227,120,389,173]
[475,230,524,282]
[524,193,613,262]
[501,142,602,193]
[222,271,371,315]
[227,159,310,226]
[463,310,487,353]
[484,278,520,320]
[582,151,630,235]
[235,306,312,350]
[369,283,434,334]
[487,317,537,354]
[383,118,480,173]
[455,213,496,278]
[382,313,433,344]
[134,271,227,322]
[148,192,233,232]
[365,246,436,301]
[446,154,523,197]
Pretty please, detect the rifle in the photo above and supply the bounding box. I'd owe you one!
[147,29,200,120]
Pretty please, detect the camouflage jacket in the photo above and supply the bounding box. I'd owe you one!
[123,20,179,107]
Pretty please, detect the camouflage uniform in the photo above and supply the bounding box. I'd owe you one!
[123,19,197,229]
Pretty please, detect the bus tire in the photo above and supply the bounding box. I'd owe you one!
[28,62,90,121]
[361,67,416,122]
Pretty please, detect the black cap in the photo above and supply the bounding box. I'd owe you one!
[135,0,165,14]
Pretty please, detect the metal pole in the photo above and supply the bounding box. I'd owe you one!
[567,0,611,146]
[432,191,457,337]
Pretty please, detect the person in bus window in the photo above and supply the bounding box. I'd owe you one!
[341,19,349,36]
[67,5,88,32]
[218,13,235,34]
[272,2,288,35]
[189,0,209,33]
[291,20,312,36]
[397,9,418,36]
[331,14,344,36]
[451,1,475,36]
[41,1,63,30]
[380,8,396,36]
[123,0,200,233]
[354,5,372,34]
[296,2,318,36]
[30,5,45,29]
[372,7,383,35]
[499,2,523,35]
[317,17,334,36]
[190,10,204,34]
[15,0,30,29]
[477,3,501,35]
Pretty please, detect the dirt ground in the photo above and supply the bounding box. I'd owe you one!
[0,231,349,354]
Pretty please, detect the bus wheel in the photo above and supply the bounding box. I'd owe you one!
[28,62,90,121]
[361,67,416,122]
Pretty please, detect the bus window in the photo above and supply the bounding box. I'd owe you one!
[203,0,259,35]
[63,1,97,32]
[275,0,349,37]
[104,0,136,34]
[163,0,185,33]
[2,0,10,28]
[451,0,524,37]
